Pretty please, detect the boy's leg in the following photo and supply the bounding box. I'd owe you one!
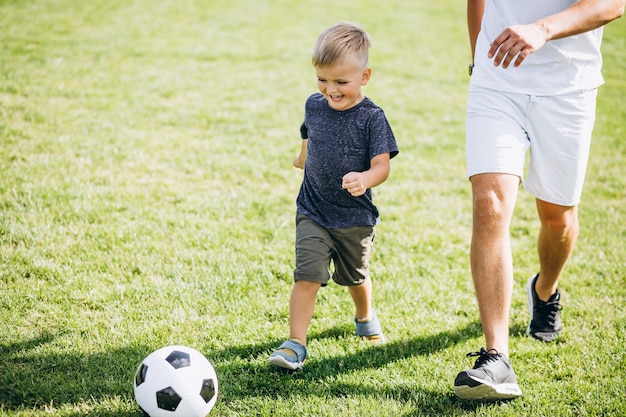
[289,214,331,346]
[289,280,322,346]
[269,214,329,370]
[331,225,375,321]
[348,276,372,320]
[269,279,320,370]
[348,277,384,344]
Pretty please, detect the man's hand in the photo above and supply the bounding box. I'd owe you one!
[488,22,549,68]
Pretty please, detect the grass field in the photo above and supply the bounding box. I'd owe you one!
[1,0,625,416]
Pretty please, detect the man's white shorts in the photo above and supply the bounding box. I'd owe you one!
[466,85,597,206]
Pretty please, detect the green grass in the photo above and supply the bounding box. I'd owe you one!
[1,0,625,416]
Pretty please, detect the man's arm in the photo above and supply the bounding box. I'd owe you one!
[467,0,487,62]
[490,0,625,68]
[539,0,625,40]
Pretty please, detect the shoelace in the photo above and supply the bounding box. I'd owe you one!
[467,348,500,368]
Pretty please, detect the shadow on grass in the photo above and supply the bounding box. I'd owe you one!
[212,320,485,416]
[0,321,486,416]
[0,332,145,416]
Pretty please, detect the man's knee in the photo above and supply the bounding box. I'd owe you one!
[537,201,579,237]
[471,175,519,223]
[472,189,517,227]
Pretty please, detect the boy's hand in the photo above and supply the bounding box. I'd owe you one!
[293,155,305,169]
[342,172,367,197]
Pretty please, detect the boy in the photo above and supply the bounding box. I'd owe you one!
[269,22,399,370]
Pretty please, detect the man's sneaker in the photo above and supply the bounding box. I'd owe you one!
[454,348,522,400]
[526,273,562,342]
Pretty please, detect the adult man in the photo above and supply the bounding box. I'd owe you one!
[454,0,625,401]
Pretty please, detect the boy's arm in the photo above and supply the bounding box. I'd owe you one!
[293,139,308,169]
[342,153,391,197]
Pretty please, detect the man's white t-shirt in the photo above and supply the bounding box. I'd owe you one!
[471,0,605,95]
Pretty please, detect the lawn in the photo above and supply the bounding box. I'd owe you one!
[1,0,625,416]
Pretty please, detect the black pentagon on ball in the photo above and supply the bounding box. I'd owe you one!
[200,378,216,403]
[165,350,191,369]
[156,386,182,411]
[135,363,148,386]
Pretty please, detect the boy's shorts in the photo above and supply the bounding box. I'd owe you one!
[294,214,375,286]
[466,85,597,206]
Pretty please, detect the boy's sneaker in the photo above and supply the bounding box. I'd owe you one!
[526,273,562,342]
[454,348,522,400]
[269,339,307,370]
[355,310,386,345]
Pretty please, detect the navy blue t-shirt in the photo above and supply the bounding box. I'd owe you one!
[297,93,399,229]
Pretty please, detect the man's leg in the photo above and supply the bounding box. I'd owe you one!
[535,200,579,300]
[525,200,577,342]
[454,172,523,400]
[470,173,520,358]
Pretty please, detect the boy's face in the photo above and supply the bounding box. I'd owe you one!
[316,62,371,111]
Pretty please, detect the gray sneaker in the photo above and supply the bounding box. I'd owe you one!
[454,348,522,400]
[526,273,562,342]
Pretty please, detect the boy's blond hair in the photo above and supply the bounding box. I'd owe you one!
[312,22,371,69]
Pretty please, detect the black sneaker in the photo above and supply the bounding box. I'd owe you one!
[526,273,562,342]
[454,348,522,400]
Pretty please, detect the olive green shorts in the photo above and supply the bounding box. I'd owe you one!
[294,214,376,286]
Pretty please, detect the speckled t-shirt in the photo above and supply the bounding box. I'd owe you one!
[297,93,398,229]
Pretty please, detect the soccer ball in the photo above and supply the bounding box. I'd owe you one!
[133,345,218,417]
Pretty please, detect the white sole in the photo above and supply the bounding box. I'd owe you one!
[269,354,303,370]
[454,378,522,400]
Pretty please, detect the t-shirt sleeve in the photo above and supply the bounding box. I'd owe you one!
[300,122,308,139]
[368,109,399,160]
